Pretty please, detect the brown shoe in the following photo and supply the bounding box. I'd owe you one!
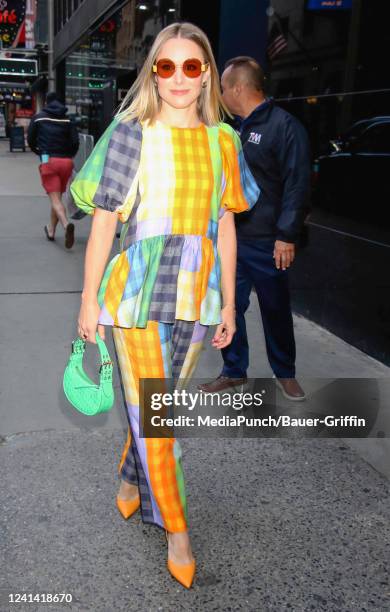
[198,375,248,393]
[65,223,75,249]
[275,378,306,401]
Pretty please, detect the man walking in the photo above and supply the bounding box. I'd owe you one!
[202,57,311,400]
[28,92,79,248]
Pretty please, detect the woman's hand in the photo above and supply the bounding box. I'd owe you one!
[78,297,105,343]
[216,212,236,349]
[211,305,236,349]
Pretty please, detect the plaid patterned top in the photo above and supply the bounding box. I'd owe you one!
[70,117,260,327]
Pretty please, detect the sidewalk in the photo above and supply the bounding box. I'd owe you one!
[1,141,389,611]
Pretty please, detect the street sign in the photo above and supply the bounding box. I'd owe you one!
[307,0,352,9]
[0,57,37,76]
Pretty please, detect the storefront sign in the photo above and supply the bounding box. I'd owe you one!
[0,57,37,75]
[307,0,352,9]
[0,0,26,47]
[9,124,26,151]
[15,107,33,117]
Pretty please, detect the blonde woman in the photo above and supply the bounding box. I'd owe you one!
[71,22,259,589]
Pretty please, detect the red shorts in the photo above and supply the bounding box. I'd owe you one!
[39,157,74,194]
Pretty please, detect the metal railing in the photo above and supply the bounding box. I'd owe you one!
[73,132,94,171]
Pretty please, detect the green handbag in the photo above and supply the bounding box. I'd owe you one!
[63,333,114,415]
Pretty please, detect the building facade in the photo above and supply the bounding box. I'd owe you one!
[267,0,390,155]
[267,0,390,365]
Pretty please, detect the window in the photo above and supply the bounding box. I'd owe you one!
[356,124,390,154]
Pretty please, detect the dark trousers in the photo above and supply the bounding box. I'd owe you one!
[222,239,296,378]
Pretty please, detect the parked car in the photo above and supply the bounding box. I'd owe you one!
[312,116,390,225]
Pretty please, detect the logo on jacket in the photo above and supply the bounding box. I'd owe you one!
[248,132,262,145]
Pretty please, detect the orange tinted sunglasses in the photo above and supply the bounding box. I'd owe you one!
[152,58,209,79]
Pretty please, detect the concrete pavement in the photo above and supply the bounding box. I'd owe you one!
[1,140,389,611]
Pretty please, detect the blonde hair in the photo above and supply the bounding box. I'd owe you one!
[116,22,230,125]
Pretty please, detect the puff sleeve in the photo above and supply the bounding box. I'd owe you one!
[219,122,260,213]
[70,118,142,223]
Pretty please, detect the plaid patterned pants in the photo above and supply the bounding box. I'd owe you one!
[112,320,208,532]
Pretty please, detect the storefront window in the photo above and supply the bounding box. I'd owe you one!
[65,0,180,139]
[0,85,34,138]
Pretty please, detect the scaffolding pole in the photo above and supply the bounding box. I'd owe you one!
[47,0,56,92]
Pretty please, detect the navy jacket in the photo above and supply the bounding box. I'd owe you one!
[234,99,311,243]
[27,100,79,158]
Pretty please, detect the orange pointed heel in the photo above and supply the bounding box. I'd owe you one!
[167,558,196,589]
[166,531,196,589]
[116,494,140,520]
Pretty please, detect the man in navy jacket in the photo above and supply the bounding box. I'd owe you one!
[28,92,79,248]
[202,57,311,400]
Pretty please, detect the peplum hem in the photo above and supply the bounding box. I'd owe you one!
[97,234,223,328]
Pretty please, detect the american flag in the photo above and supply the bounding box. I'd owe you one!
[267,22,288,61]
